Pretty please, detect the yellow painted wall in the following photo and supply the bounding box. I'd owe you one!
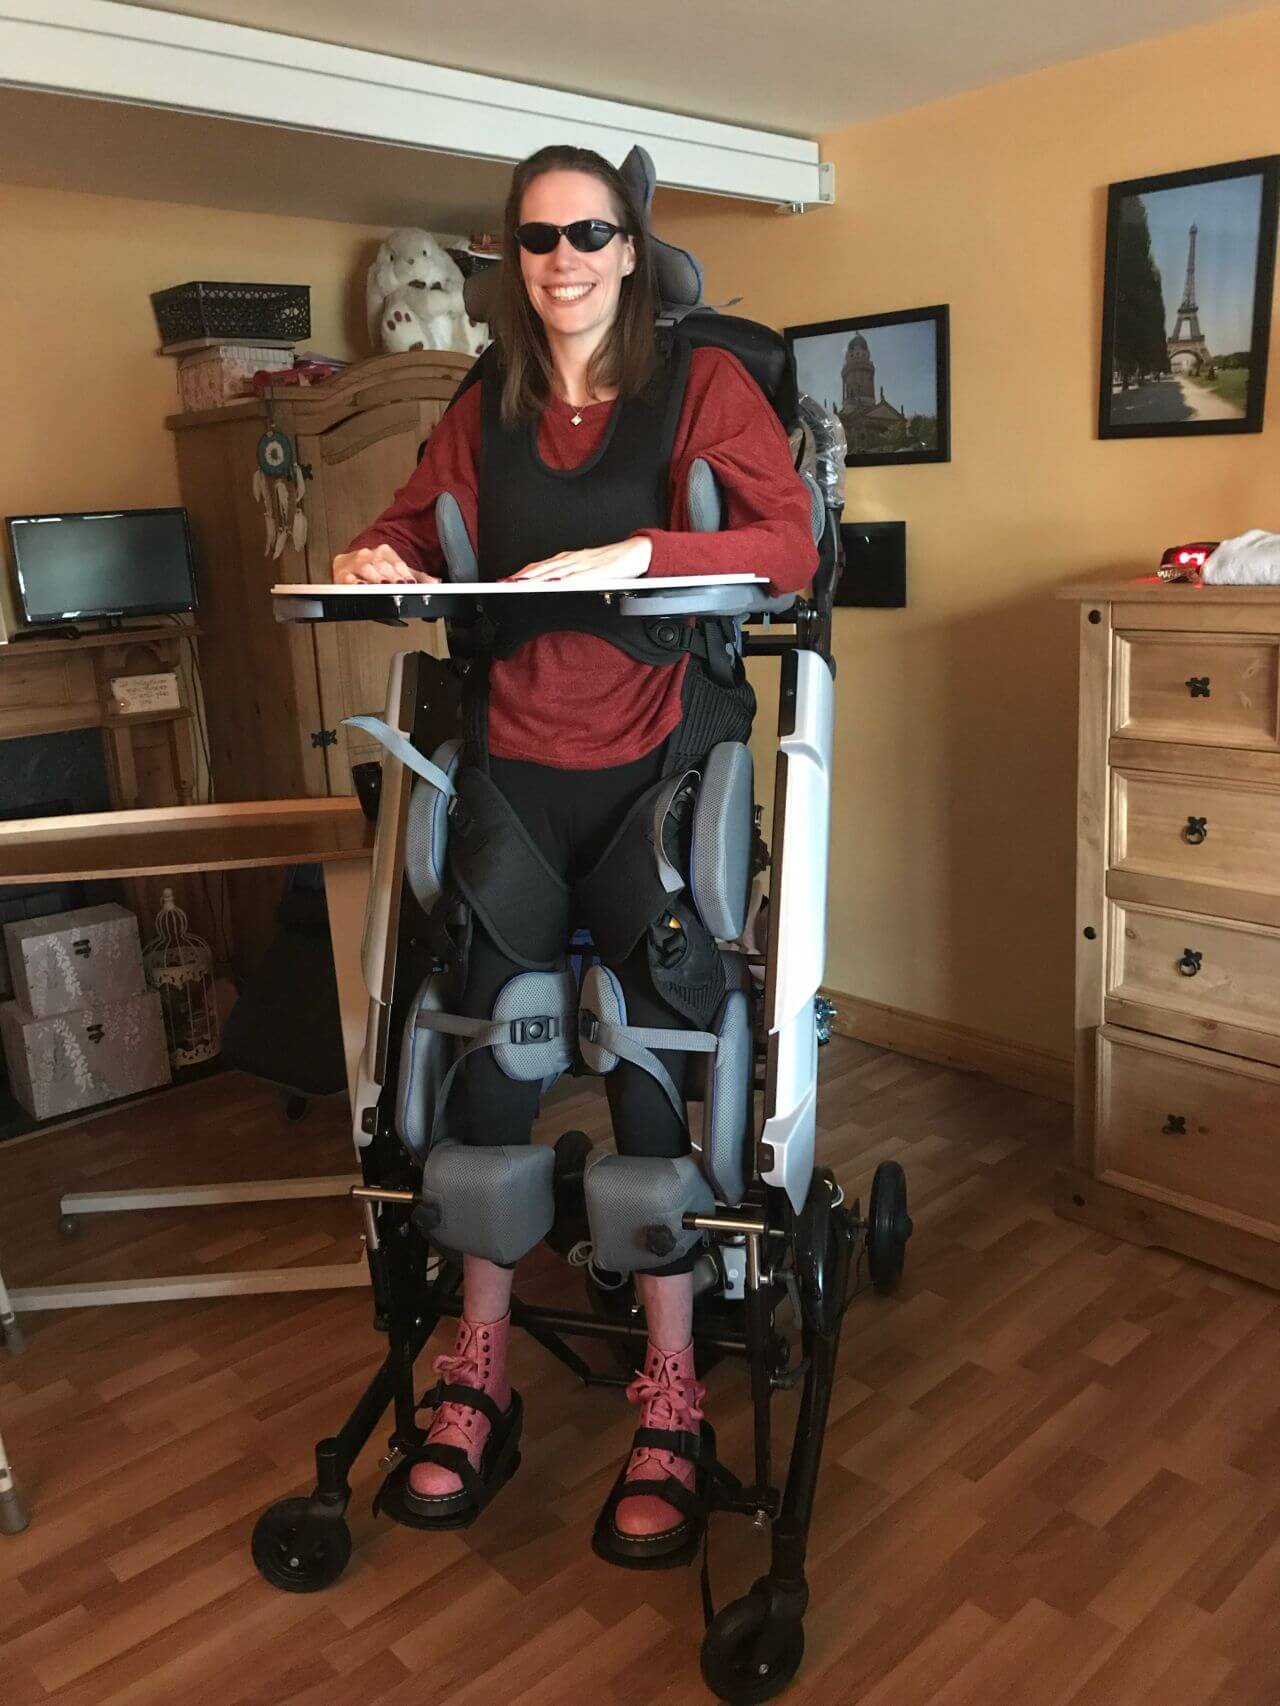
[1,7,1276,1065]
[656,8,1280,1064]
[0,183,384,636]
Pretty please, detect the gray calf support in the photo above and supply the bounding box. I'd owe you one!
[417,1140,555,1267]
[584,1152,714,1275]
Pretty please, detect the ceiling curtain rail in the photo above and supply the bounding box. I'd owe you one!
[0,0,831,208]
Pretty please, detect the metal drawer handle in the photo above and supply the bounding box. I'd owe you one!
[1177,948,1202,977]
[1162,1114,1187,1135]
[1185,676,1211,698]
[1183,815,1208,845]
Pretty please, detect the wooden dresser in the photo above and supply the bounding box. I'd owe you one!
[1058,576,1280,1288]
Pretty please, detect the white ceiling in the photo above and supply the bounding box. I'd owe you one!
[113,0,1277,133]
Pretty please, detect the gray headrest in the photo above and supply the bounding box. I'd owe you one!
[462,144,704,325]
[618,146,704,308]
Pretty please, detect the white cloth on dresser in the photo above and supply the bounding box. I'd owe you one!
[1202,529,1280,584]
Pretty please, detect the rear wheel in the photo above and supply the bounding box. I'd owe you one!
[866,1161,912,1294]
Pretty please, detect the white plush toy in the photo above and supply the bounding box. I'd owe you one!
[366,228,488,357]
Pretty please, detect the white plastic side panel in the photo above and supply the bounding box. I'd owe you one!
[352,1010,383,1153]
[761,650,833,1212]
[353,651,412,1154]
[360,651,411,1003]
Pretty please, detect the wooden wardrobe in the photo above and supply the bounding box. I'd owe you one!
[167,349,472,958]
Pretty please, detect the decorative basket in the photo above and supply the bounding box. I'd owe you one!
[150,281,311,347]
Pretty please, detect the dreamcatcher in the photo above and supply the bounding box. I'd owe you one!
[252,427,308,559]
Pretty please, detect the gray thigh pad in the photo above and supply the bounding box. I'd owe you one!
[701,987,752,1208]
[584,1152,714,1275]
[491,970,575,1084]
[404,737,463,914]
[690,742,753,940]
[397,971,453,1162]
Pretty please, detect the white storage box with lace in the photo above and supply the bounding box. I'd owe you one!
[3,902,145,1017]
[0,991,169,1120]
[1058,577,1280,1289]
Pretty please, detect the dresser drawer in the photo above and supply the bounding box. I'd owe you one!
[1112,771,1280,894]
[1096,1026,1280,1239]
[1108,900,1280,1048]
[1114,631,1280,750]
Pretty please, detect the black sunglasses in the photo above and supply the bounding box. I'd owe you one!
[514,219,628,255]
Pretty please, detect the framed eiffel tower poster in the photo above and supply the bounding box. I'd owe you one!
[1098,155,1278,439]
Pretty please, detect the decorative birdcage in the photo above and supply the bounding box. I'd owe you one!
[143,888,220,1067]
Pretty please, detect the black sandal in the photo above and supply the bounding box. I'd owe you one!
[375,1384,523,1532]
[591,1419,723,1570]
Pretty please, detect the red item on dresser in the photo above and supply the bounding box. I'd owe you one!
[344,346,817,769]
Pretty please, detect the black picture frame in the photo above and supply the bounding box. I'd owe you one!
[1098,155,1279,439]
[784,305,950,467]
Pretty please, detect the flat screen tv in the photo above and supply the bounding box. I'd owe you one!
[6,507,198,625]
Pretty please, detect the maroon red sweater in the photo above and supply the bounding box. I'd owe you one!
[346,346,817,768]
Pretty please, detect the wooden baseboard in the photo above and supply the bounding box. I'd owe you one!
[1056,1167,1280,1289]
[823,988,1073,1104]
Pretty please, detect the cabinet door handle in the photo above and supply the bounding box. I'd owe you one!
[1162,1114,1187,1135]
[1185,676,1211,698]
[1182,815,1208,845]
[1176,948,1203,976]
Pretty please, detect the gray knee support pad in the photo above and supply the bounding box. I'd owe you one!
[583,1152,714,1275]
[416,1140,555,1267]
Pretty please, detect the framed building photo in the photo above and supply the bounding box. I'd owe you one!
[785,305,950,467]
[1098,155,1279,438]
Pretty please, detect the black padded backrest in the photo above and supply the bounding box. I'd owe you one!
[662,310,798,429]
[429,308,798,456]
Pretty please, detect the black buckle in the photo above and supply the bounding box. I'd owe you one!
[510,1015,559,1044]
[579,1012,600,1043]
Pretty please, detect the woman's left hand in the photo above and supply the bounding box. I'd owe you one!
[508,536,652,584]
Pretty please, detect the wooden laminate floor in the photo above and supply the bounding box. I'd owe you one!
[1,1041,1278,1705]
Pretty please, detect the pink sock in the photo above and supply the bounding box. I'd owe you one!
[409,1312,512,1500]
[614,1340,706,1537]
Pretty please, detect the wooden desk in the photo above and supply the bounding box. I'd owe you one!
[0,799,375,1317]
[0,797,372,1100]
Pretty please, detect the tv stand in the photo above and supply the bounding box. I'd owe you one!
[0,621,211,946]
[14,616,153,643]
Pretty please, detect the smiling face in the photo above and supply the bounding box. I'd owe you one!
[517,169,636,361]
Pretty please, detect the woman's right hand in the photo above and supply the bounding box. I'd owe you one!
[332,544,438,585]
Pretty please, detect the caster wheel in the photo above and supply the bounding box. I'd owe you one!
[701,1593,805,1704]
[57,1215,79,1239]
[867,1160,912,1294]
[251,1497,351,1593]
[284,1095,308,1124]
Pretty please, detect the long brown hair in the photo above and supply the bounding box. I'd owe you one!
[495,144,657,424]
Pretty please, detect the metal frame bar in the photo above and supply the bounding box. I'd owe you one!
[60,1175,359,1214]
[8,1257,370,1312]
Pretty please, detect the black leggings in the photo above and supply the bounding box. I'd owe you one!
[457,744,696,1164]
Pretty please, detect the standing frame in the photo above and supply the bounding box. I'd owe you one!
[785,306,950,468]
[1098,155,1279,439]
